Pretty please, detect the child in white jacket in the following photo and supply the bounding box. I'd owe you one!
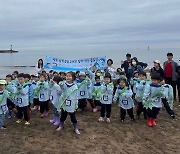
[98,73,114,123]
[114,78,135,122]
[49,76,62,126]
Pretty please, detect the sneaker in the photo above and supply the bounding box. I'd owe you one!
[16,120,22,124]
[121,120,124,122]
[1,126,7,129]
[40,113,45,118]
[106,118,111,123]
[50,117,56,124]
[131,118,136,121]
[170,115,175,119]
[56,126,63,132]
[25,121,30,125]
[74,129,81,135]
[98,117,105,122]
[7,115,12,119]
[93,108,98,113]
[44,111,49,117]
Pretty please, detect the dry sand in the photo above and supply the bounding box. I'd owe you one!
[0,101,180,154]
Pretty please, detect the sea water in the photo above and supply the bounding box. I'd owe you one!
[0,48,179,78]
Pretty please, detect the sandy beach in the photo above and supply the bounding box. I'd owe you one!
[0,100,179,154]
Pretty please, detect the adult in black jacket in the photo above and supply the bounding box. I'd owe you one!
[176,62,180,104]
[150,60,165,79]
[121,53,132,80]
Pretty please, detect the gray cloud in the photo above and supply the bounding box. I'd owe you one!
[0,0,180,50]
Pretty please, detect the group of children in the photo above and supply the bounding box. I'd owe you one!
[0,66,175,134]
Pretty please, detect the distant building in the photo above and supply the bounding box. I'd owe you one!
[0,45,18,53]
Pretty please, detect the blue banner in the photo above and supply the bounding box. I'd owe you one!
[44,56,107,71]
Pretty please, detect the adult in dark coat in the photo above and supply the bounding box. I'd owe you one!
[150,60,165,79]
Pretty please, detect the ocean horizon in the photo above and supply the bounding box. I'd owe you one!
[0,48,179,78]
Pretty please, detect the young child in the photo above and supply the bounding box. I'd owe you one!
[0,80,9,129]
[76,72,91,114]
[135,71,147,119]
[86,73,96,112]
[98,73,114,123]
[37,74,50,118]
[143,74,165,127]
[113,78,135,122]
[5,74,18,118]
[49,76,62,126]
[161,79,175,119]
[92,76,102,112]
[130,71,139,96]
[56,72,80,135]
[15,73,30,125]
[24,74,34,107]
[31,74,40,111]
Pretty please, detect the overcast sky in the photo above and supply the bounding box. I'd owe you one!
[0,0,180,48]
[0,0,180,66]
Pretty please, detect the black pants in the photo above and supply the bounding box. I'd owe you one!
[17,106,30,121]
[7,98,15,110]
[87,99,95,109]
[177,80,180,102]
[120,108,134,120]
[101,104,111,118]
[78,99,87,111]
[94,100,101,106]
[162,98,175,116]
[136,102,147,118]
[33,98,40,106]
[40,101,49,114]
[60,109,77,124]
[147,107,160,119]
[165,77,177,99]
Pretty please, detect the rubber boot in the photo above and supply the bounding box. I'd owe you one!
[50,115,56,124]
[54,116,60,126]
[147,118,153,127]
[151,118,157,126]
[73,123,80,135]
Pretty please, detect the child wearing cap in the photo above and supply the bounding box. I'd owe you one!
[0,80,9,129]
[76,72,91,114]
[5,74,18,119]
